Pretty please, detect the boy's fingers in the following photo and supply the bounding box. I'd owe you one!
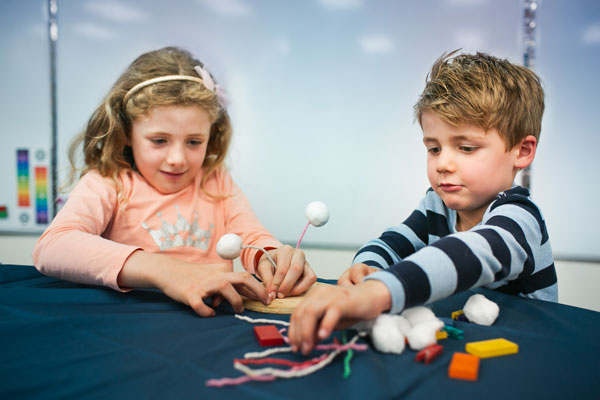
[318,306,342,340]
[349,267,368,284]
[337,269,352,286]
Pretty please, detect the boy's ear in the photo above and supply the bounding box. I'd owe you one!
[513,135,537,169]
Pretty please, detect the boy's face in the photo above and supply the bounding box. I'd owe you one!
[421,111,520,229]
[130,105,211,194]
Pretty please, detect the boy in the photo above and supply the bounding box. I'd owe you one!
[289,51,557,354]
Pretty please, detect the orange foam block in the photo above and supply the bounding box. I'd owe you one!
[448,352,480,381]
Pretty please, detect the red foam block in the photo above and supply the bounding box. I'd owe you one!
[253,325,284,347]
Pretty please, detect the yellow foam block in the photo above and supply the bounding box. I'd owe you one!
[436,330,448,340]
[465,338,518,358]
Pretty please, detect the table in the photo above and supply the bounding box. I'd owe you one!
[1,264,599,399]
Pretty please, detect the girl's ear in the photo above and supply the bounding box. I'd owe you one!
[514,135,537,169]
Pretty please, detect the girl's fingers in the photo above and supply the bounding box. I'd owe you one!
[275,251,306,298]
[286,266,317,297]
[266,246,292,297]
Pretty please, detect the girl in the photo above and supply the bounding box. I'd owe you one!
[33,47,316,317]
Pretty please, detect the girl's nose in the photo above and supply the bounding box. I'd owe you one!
[166,145,185,167]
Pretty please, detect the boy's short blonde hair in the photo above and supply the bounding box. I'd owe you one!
[414,50,545,150]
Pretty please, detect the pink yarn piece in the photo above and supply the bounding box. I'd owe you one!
[296,221,311,248]
[205,374,275,387]
[235,353,329,368]
[279,328,367,352]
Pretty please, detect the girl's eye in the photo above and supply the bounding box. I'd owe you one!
[428,147,441,155]
[150,138,166,145]
[188,140,203,146]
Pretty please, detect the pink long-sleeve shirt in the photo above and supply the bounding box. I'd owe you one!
[32,168,281,291]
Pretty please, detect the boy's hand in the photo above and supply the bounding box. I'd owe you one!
[289,280,391,355]
[256,245,317,301]
[337,263,380,286]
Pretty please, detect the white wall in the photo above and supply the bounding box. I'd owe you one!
[2,234,598,313]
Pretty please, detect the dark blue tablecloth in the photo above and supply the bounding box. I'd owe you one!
[1,264,599,399]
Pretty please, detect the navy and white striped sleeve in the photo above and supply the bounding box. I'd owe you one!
[352,189,444,269]
[364,187,557,314]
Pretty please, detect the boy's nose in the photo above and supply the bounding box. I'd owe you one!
[436,151,455,173]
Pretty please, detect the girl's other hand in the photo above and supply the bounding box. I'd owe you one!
[118,251,269,317]
[157,262,269,317]
[256,245,317,301]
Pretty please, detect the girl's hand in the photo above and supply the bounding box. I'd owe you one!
[156,262,269,317]
[337,263,380,286]
[289,280,391,355]
[256,245,317,301]
[118,251,268,317]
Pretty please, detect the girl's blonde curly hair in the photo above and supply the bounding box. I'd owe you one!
[66,46,231,198]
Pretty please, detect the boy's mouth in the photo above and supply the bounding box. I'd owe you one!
[439,183,462,192]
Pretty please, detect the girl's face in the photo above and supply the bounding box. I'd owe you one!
[130,105,211,194]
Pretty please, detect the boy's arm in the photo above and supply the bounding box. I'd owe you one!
[342,190,440,285]
[366,188,557,313]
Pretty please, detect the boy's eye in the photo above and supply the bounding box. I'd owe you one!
[428,147,441,155]
[460,146,477,152]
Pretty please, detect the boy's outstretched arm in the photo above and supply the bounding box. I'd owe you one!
[289,280,391,355]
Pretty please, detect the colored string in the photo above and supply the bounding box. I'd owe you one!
[208,316,367,387]
[244,346,293,359]
[234,314,289,326]
[234,335,360,379]
[206,374,276,387]
[342,331,354,379]
[235,353,329,368]
[296,221,311,248]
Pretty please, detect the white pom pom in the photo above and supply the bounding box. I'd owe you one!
[370,314,406,354]
[216,233,243,260]
[401,306,437,327]
[406,319,444,350]
[304,201,329,227]
[463,294,500,326]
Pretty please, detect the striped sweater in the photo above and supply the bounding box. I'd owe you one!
[359,186,558,314]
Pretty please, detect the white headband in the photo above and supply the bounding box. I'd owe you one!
[122,65,228,108]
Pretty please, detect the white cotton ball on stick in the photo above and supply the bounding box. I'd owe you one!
[401,306,437,327]
[370,314,406,354]
[463,294,500,326]
[406,319,444,350]
[304,201,329,227]
[216,233,243,260]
